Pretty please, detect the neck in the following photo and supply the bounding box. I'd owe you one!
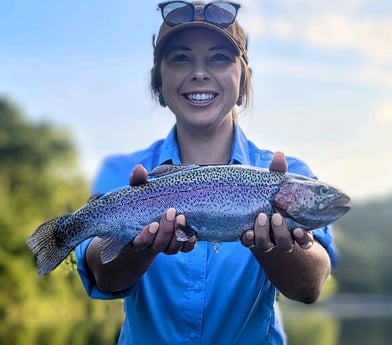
[176,117,235,165]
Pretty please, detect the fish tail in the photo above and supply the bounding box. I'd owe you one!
[26,216,73,275]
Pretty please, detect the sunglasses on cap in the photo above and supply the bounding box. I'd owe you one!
[157,1,241,28]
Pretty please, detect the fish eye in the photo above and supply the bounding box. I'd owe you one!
[319,186,329,194]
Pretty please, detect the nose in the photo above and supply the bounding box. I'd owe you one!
[190,61,210,81]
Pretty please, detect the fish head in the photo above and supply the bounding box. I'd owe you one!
[273,175,350,230]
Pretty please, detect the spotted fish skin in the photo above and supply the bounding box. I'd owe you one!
[27,164,350,275]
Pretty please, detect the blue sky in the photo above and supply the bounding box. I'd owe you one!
[1,0,391,201]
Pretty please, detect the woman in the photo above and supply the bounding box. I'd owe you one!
[76,2,334,344]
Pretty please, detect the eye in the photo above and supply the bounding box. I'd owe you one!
[319,186,329,194]
[171,53,191,62]
[210,52,232,62]
[165,50,192,64]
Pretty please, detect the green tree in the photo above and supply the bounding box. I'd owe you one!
[0,98,122,345]
[333,196,392,294]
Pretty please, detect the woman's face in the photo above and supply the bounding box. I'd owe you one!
[160,28,242,131]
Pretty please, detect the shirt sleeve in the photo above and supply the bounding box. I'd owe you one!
[312,225,337,266]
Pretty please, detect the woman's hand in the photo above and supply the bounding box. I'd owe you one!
[86,164,197,293]
[131,208,197,254]
[241,152,313,253]
[129,165,197,255]
[240,152,330,303]
[241,213,314,253]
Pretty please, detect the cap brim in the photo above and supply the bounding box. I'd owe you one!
[154,21,242,58]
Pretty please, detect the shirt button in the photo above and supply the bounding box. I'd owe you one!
[190,332,198,339]
[194,284,200,291]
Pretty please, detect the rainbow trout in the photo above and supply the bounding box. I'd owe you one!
[27,164,350,275]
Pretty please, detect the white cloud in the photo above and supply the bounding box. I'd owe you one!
[304,13,392,58]
[374,101,392,127]
[238,0,392,89]
[241,0,392,59]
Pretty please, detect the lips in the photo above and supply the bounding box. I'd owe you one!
[183,92,217,105]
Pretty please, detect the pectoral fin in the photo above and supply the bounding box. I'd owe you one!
[99,236,129,264]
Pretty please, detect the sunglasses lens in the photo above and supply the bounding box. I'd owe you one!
[205,2,238,27]
[161,2,194,26]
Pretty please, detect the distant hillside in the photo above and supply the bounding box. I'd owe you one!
[332,194,392,294]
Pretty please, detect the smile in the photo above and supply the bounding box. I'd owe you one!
[184,92,217,104]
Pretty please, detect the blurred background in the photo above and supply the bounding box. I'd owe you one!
[1,0,391,344]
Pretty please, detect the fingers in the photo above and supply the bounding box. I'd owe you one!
[131,222,159,252]
[176,215,197,253]
[242,214,275,252]
[243,213,314,254]
[131,208,196,255]
[151,208,178,252]
[270,214,294,253]
[129,164,148,186]
[293,228,314,249]
[269,151,288,173]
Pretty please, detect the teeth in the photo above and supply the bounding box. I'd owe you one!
[186,93,215,103]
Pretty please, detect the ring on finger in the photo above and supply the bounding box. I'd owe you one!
[300,241,313,250]
[284,244,294,253]
[263,244,275,253]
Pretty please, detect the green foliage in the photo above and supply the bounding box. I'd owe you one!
[0,97,123,345]
[281,299,340,345]
[333,196,392,294]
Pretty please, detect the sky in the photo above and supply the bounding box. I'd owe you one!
[1,0,391,202]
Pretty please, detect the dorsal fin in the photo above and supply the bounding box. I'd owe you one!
[87,193,104,203]
[148,164,200,178]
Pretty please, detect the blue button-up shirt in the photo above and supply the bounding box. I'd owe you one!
[76,126,335,345]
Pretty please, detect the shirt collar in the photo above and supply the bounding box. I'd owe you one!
[158,126,182,165]
[158,125,251,166]
[229,126,251,165]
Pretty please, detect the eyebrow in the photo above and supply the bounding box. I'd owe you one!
[166,45,191,53]
[165,45,234,55]
[210,45,232,52]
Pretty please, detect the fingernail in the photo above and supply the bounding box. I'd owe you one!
[149,222,159,234]
[176,214,186,228]
[166,208,176,222]
[246,231,254,241]
[293,228,304,238]
[272,214,283,226]
[257,213,268,227]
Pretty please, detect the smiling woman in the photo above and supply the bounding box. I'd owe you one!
[70,2,336,345]
[159,29,243,141]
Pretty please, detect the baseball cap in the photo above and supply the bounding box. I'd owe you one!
[153,1,248,64]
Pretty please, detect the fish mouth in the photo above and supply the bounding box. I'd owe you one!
[331,194,350,207]
[329,194,351,214]
[183,92,218,105]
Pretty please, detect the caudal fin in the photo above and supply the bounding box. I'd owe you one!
[26,216,73,275]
